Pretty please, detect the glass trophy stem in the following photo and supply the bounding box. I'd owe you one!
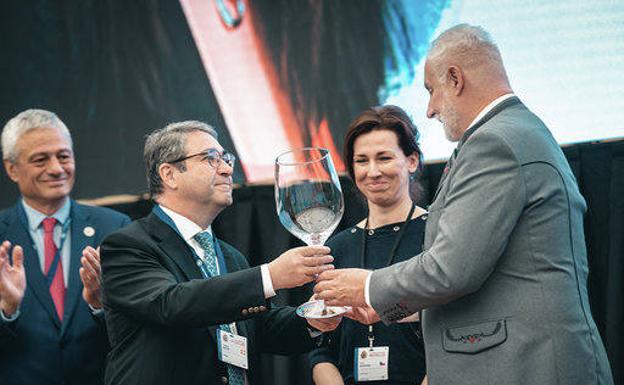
[309,233,322,245]
[309,233,327,310]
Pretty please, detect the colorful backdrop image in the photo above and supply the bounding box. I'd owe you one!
[181,0,448,181]
[1,0,622,202]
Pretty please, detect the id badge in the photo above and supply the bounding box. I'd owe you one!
[217,329,249,369]
[354,346,389,382]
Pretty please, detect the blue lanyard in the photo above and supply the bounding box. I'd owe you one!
[152,206,228,276]
[17,204,71,288]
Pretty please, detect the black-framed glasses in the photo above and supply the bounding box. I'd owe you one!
[170,148,236,168]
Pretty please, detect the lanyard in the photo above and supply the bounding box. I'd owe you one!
[16,203,71,288]
[360,202,416,347]
[152,205,228,276]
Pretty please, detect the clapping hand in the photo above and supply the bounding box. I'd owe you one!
[0,241,26,317]
[79,246,102,309]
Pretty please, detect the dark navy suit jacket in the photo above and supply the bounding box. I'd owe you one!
[101,212,318,385]
[0,201,130,385]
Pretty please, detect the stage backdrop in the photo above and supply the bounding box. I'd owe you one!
[1,0,622,202]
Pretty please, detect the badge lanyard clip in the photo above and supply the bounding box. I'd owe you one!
[367,325,375,348]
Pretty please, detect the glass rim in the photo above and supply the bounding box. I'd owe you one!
[275,147,331,166]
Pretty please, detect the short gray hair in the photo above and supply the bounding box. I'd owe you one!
[144,120,218,196]
[1,109,73,162]
[427,23,506,83]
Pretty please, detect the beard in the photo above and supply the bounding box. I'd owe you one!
[439,95,463,142]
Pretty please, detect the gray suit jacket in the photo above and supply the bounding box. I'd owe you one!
[369,97,613,385]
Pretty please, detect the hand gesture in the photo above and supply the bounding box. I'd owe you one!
[305,295,343,332]
[268,246,334,290]
[345,305,380,325]
[0,241,26,316]
[314,268,370,307]
[79,246,102,309]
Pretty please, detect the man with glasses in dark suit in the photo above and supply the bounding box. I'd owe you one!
[100,120,340,385]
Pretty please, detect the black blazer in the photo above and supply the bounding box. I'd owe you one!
[0,201,130,385]
[101,212,316,385]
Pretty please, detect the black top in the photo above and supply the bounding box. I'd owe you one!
[309,216,427,385]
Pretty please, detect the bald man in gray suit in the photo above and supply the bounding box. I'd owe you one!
[315,24,613,385]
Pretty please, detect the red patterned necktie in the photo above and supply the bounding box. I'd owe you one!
[42,217,65,321]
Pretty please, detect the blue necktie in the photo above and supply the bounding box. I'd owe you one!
[194,231,245,385]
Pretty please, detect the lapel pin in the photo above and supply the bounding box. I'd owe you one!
[83,226,95,237]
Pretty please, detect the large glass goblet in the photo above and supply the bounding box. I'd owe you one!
[275,147,345,317]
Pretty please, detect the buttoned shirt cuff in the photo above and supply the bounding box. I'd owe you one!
[261,263,276,299]
[364,271,373,307]
[0,308,20,322]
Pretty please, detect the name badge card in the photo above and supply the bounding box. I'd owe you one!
[354,346,389,382]
[217,330,248,369]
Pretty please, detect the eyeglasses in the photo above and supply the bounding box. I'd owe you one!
[170,148,236,168]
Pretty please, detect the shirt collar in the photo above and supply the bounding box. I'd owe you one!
[21,198,71,231]
[158,205,212,242]
[465,93,515,132]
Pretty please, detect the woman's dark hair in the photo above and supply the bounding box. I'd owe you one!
[343,105,424,200]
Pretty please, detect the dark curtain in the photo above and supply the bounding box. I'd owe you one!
[563,140,624,385]
[112,139,624,385]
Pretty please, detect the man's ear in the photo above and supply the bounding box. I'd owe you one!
[158,163,179,191]
[447,65,465,96]
[4,160,19,183]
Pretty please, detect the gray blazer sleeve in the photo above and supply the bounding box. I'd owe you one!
[370,130,527,323]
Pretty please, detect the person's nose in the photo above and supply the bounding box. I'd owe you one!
[367,161,382,177]
[46,156,65,175]
[217,160,234,176]
[426,99,436,119]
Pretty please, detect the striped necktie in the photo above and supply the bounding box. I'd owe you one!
[194,231,245,385]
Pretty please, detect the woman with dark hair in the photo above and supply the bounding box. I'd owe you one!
[309,105,427,385]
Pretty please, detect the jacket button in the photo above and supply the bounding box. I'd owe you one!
[221,376,228,384]
[252,306,260,313]
[241,309,249,316]
[259,305,266,312]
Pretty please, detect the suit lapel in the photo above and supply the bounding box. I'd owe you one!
[458,96,521,151]
[431,148,457,203]
[61,202,95,335]
[216,241,249,338]
[149,215,249,339]
[147,213,203,281]
[432,97,522,203]
[3,204,61,328]
[218,242,240,276]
